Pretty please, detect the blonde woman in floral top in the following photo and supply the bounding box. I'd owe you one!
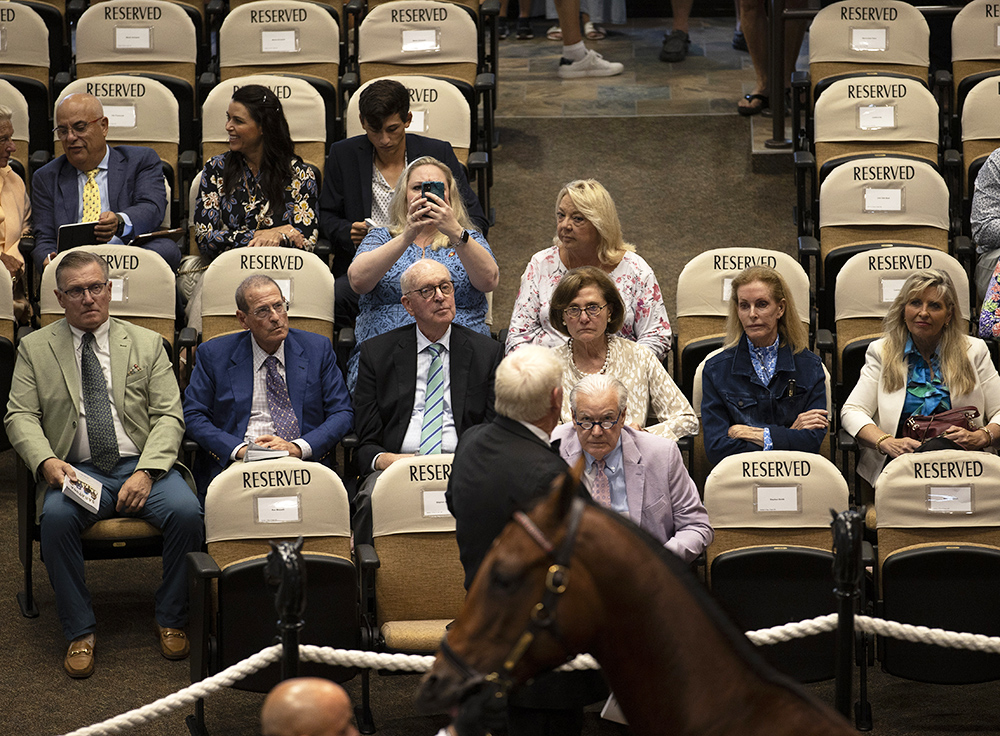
[505,179,672,359]
[194,84,318,257]
[550,266,697,440]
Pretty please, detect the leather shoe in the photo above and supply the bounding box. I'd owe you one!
[156,624,190,660]
[64,634,95,678]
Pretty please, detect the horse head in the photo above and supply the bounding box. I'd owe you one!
[417,461,602,717]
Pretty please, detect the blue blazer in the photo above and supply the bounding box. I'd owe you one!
[318,132,488,275]
[30,145,168,271]
[183,328,353,494]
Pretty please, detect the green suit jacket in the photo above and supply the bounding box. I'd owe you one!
[4,317,186,509]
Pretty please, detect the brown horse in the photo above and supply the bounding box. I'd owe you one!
[416,466,857,736]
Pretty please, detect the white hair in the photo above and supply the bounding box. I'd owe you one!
[494,346,562,423]
[569,374,628,416]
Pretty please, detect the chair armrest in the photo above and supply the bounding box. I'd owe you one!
[676,435,693,470]
[187,551,220,683]
[474,72,496,93]
[798,235,819,259]
[480,0,500,15]
[341,71,359,97]
[791,70,809,88]
[467,151,488,174]
[341,432,359,449]
[837,427,857,453]
[355,543,379,572]
[815,328,834,357]
[793,150,814,169]
[861,540,875,566]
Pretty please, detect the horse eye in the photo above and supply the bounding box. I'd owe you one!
[489,566,520,594]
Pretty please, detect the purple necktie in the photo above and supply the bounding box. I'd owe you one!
[264,355,299,440]
[591,459,611,508]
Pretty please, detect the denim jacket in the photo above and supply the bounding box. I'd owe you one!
[701,337,827,465]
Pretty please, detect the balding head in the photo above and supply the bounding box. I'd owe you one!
[261,678,359,736]
[400,259,456,342]
[55,93,109,173]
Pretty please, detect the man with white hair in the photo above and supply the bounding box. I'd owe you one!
[552,374,713,563]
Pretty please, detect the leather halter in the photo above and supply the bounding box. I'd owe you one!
[440,496,587,699]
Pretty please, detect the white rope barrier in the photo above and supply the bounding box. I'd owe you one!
[59,613,1000,736]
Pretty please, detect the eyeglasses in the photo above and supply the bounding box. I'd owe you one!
[574,411,622,431]
[251,300,289,320]
[53,118,104,139]
[563,303,608,319]
[60,281,109,300]
[404,281,455,300]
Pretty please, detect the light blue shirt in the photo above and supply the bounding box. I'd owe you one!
[583,438,627,516]
[75,146,131,243]
[747,334,780,451]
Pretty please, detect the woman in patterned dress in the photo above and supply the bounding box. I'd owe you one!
[506,179,671,359]
[345,155,498,390]
[549,266,697,440]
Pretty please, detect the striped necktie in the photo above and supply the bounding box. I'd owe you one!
[81,332,120,474]
[264,355,300,440]
[418,343,445,455]
[82,169,101,222]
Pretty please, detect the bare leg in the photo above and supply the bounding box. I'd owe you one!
[671,0,692,34]
[660,0,693,62]
[553,0,582,46]
[737,0,768,111]
[553,0,623,76]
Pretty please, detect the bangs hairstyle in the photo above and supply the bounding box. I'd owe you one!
[724,266,808,353]
[548,266,626,338]
[880,269,974,396]
[388,156,475,250]
[494,345,563,423]
[553,180,634,268]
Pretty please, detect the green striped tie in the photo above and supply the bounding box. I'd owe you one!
[418,343,445,455]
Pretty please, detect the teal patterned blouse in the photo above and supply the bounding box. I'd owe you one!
[902,336,951,417]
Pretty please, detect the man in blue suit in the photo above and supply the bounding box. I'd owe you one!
[183,275,353,495]
[30,93,181,272]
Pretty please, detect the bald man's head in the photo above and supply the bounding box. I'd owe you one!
[261,678,359,736]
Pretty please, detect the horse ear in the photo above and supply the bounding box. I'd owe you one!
[268,540,279,552]
[292,535,304,553]
[554,458,586,519]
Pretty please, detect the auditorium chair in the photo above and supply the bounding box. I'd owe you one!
[958,77,1000,238]
[950,0,1000,142]
[0,81,34,187]
[870,450,1000,687]
[86,0,212,72]
[186,456,373,735]
[0,2,53,157]
[0,275,15,452]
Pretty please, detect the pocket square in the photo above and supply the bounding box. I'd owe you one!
[127,363,143,376]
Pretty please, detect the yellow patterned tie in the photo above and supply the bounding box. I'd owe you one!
[82,169,101,222]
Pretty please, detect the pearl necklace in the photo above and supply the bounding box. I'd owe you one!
[569,336,610,375]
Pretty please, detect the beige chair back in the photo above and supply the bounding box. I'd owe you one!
[952,0,1000,109]
[0,2,50,90]
[961,78,1000,199]
[0,268,14,344]
[0,79,31,180]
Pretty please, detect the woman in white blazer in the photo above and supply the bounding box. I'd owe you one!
[842,269,1000,489]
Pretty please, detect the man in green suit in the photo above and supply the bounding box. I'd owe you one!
[5,250,203,678]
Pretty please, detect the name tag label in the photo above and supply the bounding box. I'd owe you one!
[115,26,152,49]
[851,27,887,52]
[926,485,974,514]
[722,277,733,302]
[105,104,137,128]
[410,109,427,132]
[864,187,903,212]
[880,277,905,303]
[0,28,7,53]
[274,278,292,303]
[754,484,801,513]
[255,494,302,523]
[858,104,896,130]
[261,29,299,53]
[402,29,439,52]
[109,277,127,303]
[422,489,450,517]
[996,23,1000,47]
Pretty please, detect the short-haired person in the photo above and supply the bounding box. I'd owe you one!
[0,104,32,323]
[4,250,203,677]
[842,269,1000,491]
[183,275,353,495]
[550,266,697,439]
[261,678,359,736]
[551,374,713,563]
[318,79,488,326]
[700,266,828,465]
[31,93,181,271]
[345,156,498,389]
[506,179,671,360]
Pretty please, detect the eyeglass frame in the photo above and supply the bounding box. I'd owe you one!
[53,117,105,139]
[563,303,608,320]
[403,280,455,300]
[59,281,110,300]
[248,300,290,320]
[573,410,623,432]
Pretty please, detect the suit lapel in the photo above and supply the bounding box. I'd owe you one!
[284,331,308,419]
[49,320,81,412]
[449,328,470,430]
[621,430,644,526]
[394,327,419,428]
[229,332,255,434]
[358,139,374,214]
[108,319,130,413]
[106,146,124,211]
[58,159,80,223]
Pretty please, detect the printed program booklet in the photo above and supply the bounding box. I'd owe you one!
[62,468,102,513]
[243,441,289,462]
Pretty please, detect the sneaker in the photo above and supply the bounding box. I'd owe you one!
[558,49,624,78]
[516,20,534,39]
[659,29,690,62]
[497,20,510,40]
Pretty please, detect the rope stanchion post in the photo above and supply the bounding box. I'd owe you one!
[830,510,865,726]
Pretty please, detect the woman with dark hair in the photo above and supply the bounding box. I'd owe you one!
[549,266,696,440]
[194,84,318,257]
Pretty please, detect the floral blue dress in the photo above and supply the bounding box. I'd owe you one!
[346,227,495,390]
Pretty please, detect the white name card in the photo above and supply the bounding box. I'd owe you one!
[858,104,896,130]
[996,23,1000,47]
[256,495,302,523]
[422,489,450,517]
[105,104,137,129]
[722,277,733,302]
[926,486,973,514]
[851,27,887,52]
[109,277,126,302]
[402,29,439,52]
[410,109,427,132]
[116,27,152,50]
[754,485,800,513]
[0,27,7,53]
[864,187,902,212]
[262,30,298,53]
[879,277,905,303]
[274,278,292,303]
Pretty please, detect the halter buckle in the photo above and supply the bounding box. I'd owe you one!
[546,564,568,594]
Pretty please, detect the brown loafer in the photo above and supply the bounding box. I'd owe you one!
[65,634,95,678]
[156,624,189,660]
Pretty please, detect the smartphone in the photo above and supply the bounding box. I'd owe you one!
[421,181,446,202]
[364,217,377,230]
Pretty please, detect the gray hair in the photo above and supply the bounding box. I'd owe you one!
[494,346,562,423]
[400,258,450,295]
[235,274,282,312]
[569,374,628,417]
[0,105,12,125]
[55,250,109,290]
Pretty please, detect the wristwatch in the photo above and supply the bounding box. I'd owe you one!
[450,229,470,248]
[140,468,165,482]
[114,213,125,238]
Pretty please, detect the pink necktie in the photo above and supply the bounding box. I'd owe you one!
[592,459,611,508]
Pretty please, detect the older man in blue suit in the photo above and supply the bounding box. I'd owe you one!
[183,275,353,495]
[30,93,180,272]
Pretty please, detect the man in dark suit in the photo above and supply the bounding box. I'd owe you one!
[446,345,604,736]
[183,275,353,495]
[30,93,181,272]
[353,258,502,542]
[318,79,488,326]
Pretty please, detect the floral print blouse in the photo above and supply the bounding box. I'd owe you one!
[505,246,672,359]
[980,259,1000,338]
[194,153,318,259]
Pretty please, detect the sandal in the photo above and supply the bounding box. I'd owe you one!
[584,21,606,40]
[737,93,768,117]
[546,25,562,41]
